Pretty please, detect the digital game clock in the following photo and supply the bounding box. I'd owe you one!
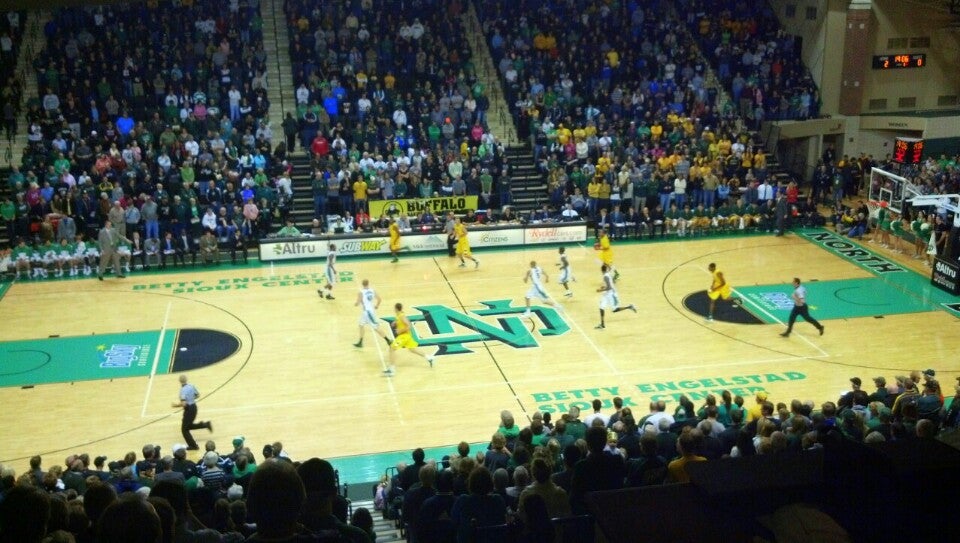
[872,54,926,70]
[893,138,924,165]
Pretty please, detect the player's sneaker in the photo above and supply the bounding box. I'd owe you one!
[391,257,398,263]
[474,260,480,269]
[522,310,532,318]
[458,262,466,268]
[628,304,637,313]
[353,340,363,348]
[564,291,573,297]
[594,324,605,330]
[427,356,434,368]
[705,315,714,322]
[325,294,335,300]
[819,325,825,336]
[382,368,395,377]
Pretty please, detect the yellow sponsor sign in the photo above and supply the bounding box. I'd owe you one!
[370,196,479,218]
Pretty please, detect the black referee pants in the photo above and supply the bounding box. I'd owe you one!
[181,404,204,449]
[786,304,822,333]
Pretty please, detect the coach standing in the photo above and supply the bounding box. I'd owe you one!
[97,219,131,280]
[172,374,212,451]
[780,278,824,337]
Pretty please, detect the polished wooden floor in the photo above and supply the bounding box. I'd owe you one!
[1,231,957,475]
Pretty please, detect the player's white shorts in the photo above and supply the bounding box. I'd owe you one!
[358,308,379,327]
[326,265,336,284]
[526,284,549,300]
[599,291,619,310]
[558,268,573,284]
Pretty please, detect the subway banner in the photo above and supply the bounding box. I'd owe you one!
[369,196,479,218]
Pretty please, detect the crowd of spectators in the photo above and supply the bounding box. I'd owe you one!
[683,0,821,124]
[380,367,960,542]
[0,1,301,277]
[476,0,795,233]
[282,0,518,228]
[0,362,956,543]
[0,12,25,143]
[0,438,379,542]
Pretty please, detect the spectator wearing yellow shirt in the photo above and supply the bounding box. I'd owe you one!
[708,141,720,160]
[754,150,767,179]
[650,121,663,142]
[666,112,679,126]
[352,175,368,214]
[667,429,707,484]
[596,155,611,175]
[606,49,620,69]
[745,391,768,422]
[657,154,673,174]
[597,177,612,215]
[740,151,753,177]
[587,177,602,218]
[557,125,572,145]
[717,136,733,157]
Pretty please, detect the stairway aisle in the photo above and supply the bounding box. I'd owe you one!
[287,152,315,229]
[7,11,49,168]
[351,498,405,543]
[504,146,546,212]
[460,1,518,146]
[260,0,294,134]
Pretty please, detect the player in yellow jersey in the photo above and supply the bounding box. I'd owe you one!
[593,227,619,281]
[388,219,409,263]
[706,262,740,321]
[384,302,436,376]
[454,217,479,268]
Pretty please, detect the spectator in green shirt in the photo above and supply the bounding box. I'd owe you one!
[276,219,301,237]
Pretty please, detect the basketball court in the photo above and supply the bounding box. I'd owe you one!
[2,228,958,483]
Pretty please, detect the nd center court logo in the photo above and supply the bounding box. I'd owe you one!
[384,299,569,355]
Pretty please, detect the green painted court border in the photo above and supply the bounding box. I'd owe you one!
[796,228,960,318]
[0,330,179,389]
[737,277,937,323]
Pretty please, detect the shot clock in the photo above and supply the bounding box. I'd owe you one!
[893,138,924,165]
[872,54,926,70]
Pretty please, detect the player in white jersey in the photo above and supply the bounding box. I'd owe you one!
[556,247,574,297]
[317,243,337,299]
[353,278,391,348]
[595,264,636,329]
[522,261,561,317]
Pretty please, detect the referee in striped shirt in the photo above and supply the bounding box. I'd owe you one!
[172,374,212,450]
[780,278,824,337]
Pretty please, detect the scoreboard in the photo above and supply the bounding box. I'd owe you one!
[893,138,924,165]
[872,54,926,70]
